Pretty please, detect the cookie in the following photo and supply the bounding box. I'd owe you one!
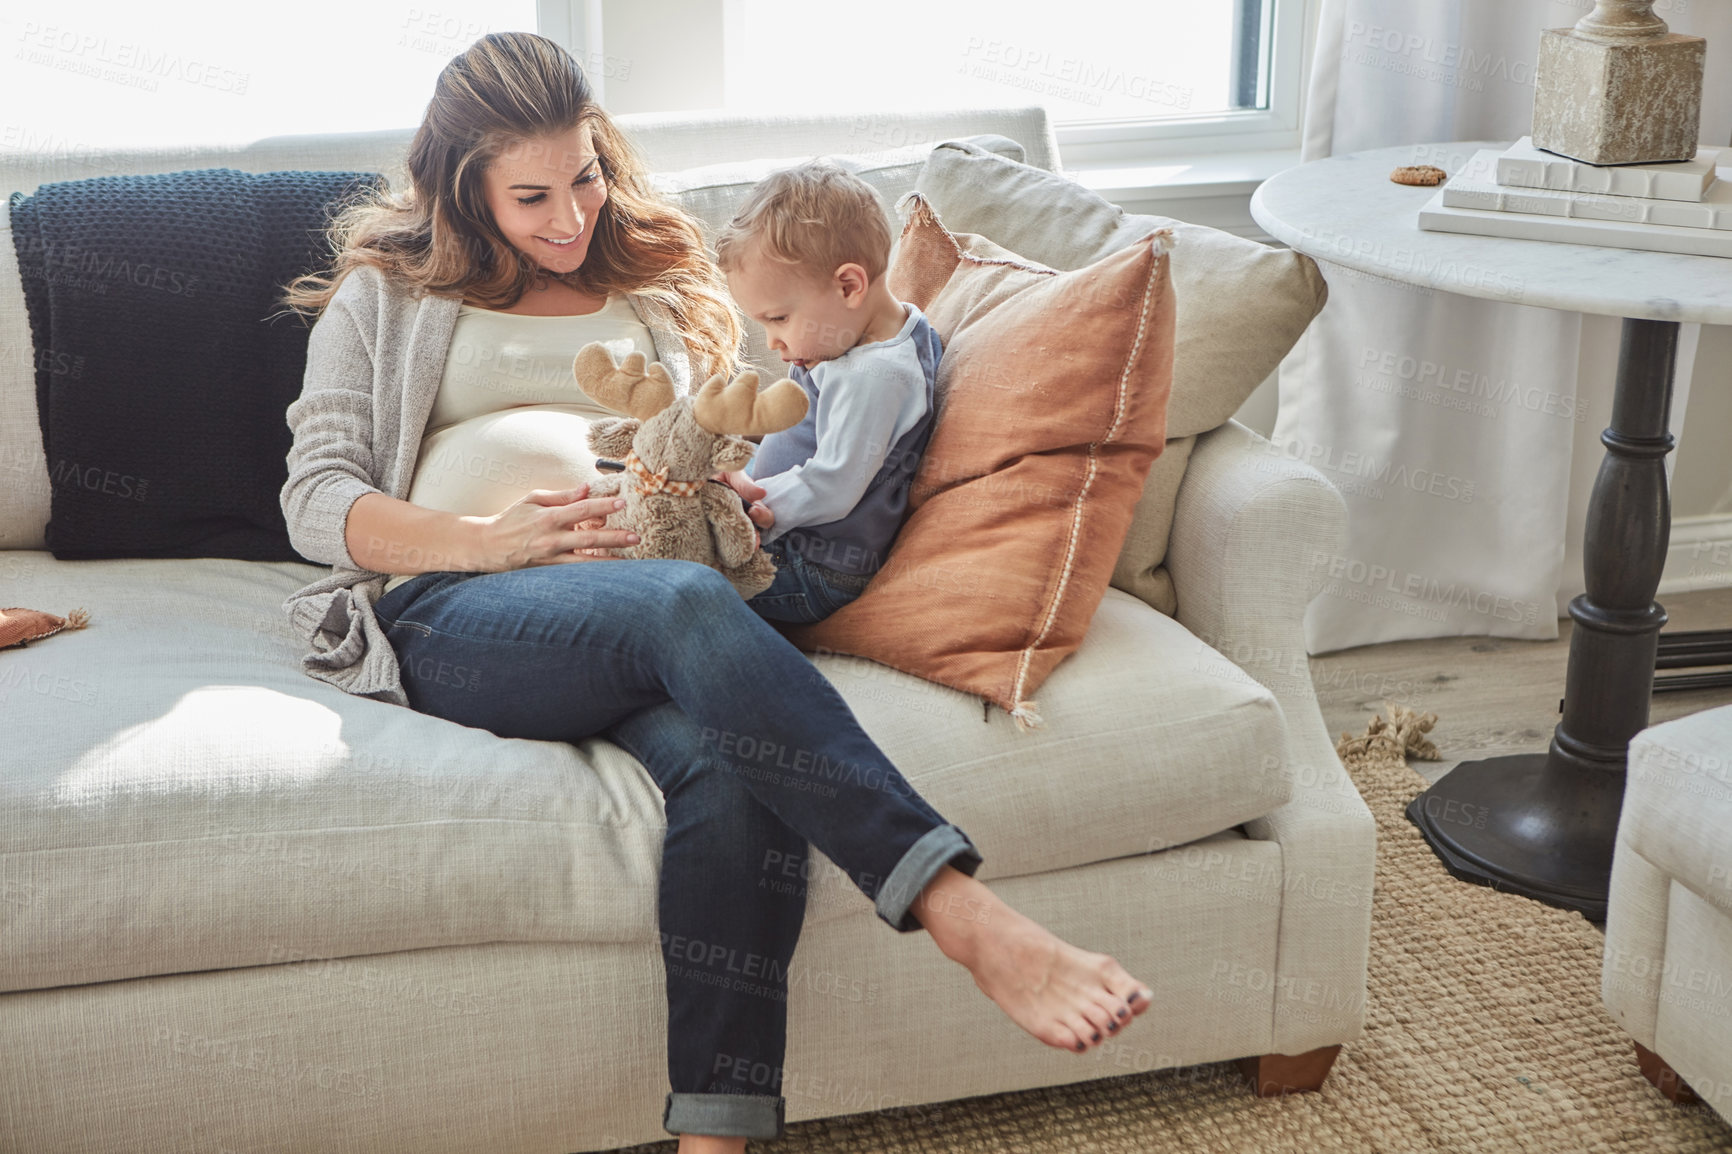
[1390,165,1447,187]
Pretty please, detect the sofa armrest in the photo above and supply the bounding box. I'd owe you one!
[1169,419,1375,1054]
[1168,419,1345,758]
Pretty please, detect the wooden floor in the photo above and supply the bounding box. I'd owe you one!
[1310,586,1732,787]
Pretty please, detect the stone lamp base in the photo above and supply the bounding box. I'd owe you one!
[1532,27,1706,165]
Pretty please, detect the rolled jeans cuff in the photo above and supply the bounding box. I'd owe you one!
[663,1091,784,1139]
[875,822,984,933]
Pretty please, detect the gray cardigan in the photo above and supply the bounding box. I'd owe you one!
[278,262,698,706]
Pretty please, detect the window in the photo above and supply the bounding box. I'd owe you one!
[722,1,1269,125]
[1,0,539,156]
[2,1,1308,167]
[574,0,1311,166]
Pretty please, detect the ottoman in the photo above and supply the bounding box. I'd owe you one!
[1602,702,1732,1121]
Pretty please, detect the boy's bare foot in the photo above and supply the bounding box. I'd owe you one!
[913,865,1154,1053]
[677,1134,745,1154]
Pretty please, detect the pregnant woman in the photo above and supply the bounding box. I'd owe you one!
[277,31,1152,1152]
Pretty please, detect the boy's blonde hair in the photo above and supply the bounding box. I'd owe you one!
[713,160,891,282]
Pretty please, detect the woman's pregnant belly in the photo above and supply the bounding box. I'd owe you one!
[404,403,603,520]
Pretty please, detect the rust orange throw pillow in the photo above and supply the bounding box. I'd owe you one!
[784,195,1176,728]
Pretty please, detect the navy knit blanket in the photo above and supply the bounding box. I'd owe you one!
[9,167,384,561]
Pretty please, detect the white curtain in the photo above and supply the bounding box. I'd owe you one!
[1280,0,1732,653]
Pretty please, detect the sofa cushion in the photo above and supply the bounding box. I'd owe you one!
[0,552,1287,993]
[1112,434,1192,616]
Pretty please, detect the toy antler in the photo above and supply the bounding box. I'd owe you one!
[573,342,676,420]
[691,369,809,436]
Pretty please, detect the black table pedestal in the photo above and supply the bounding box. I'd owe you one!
[1405,318,1678,921]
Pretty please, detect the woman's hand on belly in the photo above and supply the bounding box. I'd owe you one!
[471,482,640,570]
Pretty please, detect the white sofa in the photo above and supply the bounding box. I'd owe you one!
[1603,702,1732,1123]
[0,108,1376,1153]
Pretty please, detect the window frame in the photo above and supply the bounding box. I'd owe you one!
[538,0,1316,168]
[1054,0,1313,167]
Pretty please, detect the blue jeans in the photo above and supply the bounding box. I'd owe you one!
[371,560,982,1140]
[746,539,875,624]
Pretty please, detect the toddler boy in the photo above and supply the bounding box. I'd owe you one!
[714,161,940,624]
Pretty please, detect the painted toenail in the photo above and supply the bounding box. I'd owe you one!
[1091,1031,1101,1042]
[1127,991,1139,1005]
[1117,1007,1129,1019]
[1107,1021,1118,1032]
[1075,1040,1086,1052]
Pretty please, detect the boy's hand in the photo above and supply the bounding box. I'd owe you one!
[716,469,765,503]
[713,469,773,540]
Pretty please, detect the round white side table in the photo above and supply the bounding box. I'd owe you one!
[1252,141,1732,919]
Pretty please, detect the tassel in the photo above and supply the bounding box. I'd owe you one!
[1009,700,1045,732]
[1334,701,1439,763]
[897,191,940,229]
[1147,226,1176,258]
[65,608,91,629]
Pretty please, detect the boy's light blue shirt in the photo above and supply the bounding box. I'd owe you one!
[747,303,941,575]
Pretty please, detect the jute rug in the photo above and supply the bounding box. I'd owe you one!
[626,706,1732,1152]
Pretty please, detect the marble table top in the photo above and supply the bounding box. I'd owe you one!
[1250,141,1732,326]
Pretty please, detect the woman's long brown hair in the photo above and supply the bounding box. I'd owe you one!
[277,31,741,380]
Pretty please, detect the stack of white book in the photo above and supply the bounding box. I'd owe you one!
[1419,137,1731,258]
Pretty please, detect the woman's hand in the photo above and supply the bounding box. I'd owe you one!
[468,484,640,570]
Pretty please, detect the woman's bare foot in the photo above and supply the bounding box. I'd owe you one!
[912,865,1154,1053]
[677,1134,745,1154]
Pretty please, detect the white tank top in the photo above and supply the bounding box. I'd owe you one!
[383,295,655,593]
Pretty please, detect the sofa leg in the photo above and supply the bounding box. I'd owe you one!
[1634,1041,1701,1104]
[1235,1045,1342,1096]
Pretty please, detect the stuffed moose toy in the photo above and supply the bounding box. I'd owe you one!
[570,341,809,599]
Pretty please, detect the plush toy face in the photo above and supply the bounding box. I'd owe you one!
[635,400,728,481]
[584,402,757,480]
